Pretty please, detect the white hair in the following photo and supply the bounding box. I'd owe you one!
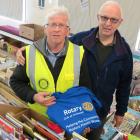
[44,6,70,26]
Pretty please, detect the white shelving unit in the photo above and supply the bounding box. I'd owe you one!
[0,30,33,45]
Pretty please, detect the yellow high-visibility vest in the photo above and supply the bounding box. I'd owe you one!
[26,41,84,116]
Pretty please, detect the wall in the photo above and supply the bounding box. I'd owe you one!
[58,0,91,33]
[0,0,58,27]
[25,0,58,25]
[59,0,140,50]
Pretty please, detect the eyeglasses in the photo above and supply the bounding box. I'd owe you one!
[46,23,69,29]
[98,15,121,24]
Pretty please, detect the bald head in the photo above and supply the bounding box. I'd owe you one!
[98,1,123,19]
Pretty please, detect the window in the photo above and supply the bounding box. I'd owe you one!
[0,0,26,22]
[135,28,140,51]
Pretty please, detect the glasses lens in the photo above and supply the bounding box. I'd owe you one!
[47,23,68,29]
[99,15,120,24]
[110,18,119,23]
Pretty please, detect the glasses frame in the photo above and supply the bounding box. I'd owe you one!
[46,23,69,29]
[98,15,122,24]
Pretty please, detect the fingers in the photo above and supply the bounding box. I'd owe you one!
[43,96,56,106]
[114,120,122,127]
[17,56,25,66]
[16,47,25,66]
[83,127,91,136]
[112,115,124,127]
[33,93,56,107]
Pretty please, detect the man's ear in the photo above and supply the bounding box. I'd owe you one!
[43,25,48,36]
[66,27,70,37]
[117,18,123,28]
[97,14,100,20]
[120,18,123,24]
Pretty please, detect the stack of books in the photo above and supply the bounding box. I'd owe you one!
[0,82,27,107]
[101,112,140,140]
[0,112,65,140]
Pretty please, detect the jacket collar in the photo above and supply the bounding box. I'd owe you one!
[33,37,69,58]
[82,27,128,57]
[82,27,98,51]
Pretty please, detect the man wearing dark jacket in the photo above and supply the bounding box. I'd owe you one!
[14,1,133,140]
[70,1,133,139]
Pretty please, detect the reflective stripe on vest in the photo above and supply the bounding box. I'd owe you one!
[74,45,80,86]
[29,45,36,90]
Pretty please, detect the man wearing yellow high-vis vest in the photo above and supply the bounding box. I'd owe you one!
[10,6,91,116]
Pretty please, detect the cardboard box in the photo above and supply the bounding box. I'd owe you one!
[0,104,42,139]
[0,104,64,140]
[0,104,25,115]
[19,24,44,41]
[0,104,48,125]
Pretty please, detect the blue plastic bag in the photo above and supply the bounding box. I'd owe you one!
[47,86,102,135]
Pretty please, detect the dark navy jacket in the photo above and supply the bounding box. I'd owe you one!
[70,27,133,118]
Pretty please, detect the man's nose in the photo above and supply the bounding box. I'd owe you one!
[105,19,112,25]
[54,25,61,30]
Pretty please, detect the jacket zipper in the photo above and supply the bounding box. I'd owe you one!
[104,67,108,80]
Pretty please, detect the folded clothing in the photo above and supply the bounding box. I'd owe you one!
[47,86,102,135]
[0,25,19,36]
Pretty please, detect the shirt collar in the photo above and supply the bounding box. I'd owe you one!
[46,39,68,57]
[96,32,116,46]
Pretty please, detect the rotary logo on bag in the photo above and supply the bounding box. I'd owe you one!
[82,102,94,111]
